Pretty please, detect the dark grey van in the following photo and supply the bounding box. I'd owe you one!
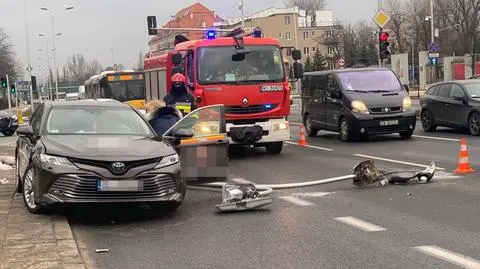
[300,68,416,141]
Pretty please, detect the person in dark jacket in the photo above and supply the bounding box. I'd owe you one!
[146,100,182,137]
[163,73,196,116]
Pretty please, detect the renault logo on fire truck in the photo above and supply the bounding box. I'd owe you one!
[242,97,249,107]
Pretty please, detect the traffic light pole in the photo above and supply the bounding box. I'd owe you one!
[378,27,383,67]
[5,75,11,114]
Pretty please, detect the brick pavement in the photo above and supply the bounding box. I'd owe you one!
[0,147,87,269]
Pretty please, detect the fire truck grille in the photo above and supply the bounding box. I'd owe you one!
[225,104,278,114]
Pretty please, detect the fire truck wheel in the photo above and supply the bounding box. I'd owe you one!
[265,142,283,154]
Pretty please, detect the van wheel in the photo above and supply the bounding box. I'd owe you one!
[339,118,353,142]
[304,115,318,137]
[265,142,283,154]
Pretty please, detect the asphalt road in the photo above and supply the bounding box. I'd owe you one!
[3,99,480,269]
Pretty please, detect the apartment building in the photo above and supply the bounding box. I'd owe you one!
[215,7,344,69]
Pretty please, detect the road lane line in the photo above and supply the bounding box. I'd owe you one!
[291,192,331,197]
[285,141,334,151]
[230,177,254,184]
[414,245,480,268]
[412,134,460,142]
[354,153,445,170]
[333,216,386,232]
[278,196,314,206]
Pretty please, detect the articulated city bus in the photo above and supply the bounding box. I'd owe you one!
[84,70,146,109]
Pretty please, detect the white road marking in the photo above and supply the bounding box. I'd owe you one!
[354,153,445,170]
[414,245,480,268]
[230,177,254,184]
[285,141,334,151]
[413,134,460,142]
[291,192,331,197]
[333,216,386,232]
[278,196,314,206]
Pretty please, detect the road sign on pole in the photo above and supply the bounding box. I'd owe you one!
[428,42,439,53]
[337,58,345,68]
[429,57,438,65]
[372,10,391,28]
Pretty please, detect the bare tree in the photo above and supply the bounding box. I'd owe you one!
[405,0,431,53]
[0,28,21,80]
[65,54,103,84]
[285,0,327,25]
[436,0,480,55]
[383,0,409,53]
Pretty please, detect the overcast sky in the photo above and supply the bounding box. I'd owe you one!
[1,0,377,80]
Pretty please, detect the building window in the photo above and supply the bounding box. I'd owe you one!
[326,30,334,38]
[304,47,310,55]
[285,32,292,40]
[327,46,335,54]
[327,61,334,70]
[312,31,315,36]
[278,32,282,38]
[303,31,309,39]
[286,49,292,56]
[285,16,291,25]
[312,47,316,52]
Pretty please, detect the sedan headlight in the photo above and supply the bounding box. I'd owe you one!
[351,100,369,114]
[154,153,179,169]
[40,154,75,166]
[403,96,413,111]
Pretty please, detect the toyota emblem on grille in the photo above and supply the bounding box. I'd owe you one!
[111,162,126,171]
[242,97,249,107]
[384,107,390,112]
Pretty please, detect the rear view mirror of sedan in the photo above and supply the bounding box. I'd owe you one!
[16,125,34,137]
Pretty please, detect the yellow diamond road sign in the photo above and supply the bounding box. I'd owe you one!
[373,10,390,28]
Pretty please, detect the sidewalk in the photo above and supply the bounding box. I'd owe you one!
[0,147,86,269]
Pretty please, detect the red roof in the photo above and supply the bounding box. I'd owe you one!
[149,2,221,45]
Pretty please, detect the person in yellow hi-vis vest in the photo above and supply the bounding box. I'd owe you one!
[163,73,196,117]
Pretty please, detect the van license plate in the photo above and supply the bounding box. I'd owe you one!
[380,120,399,126]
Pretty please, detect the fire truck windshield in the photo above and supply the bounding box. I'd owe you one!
[197,45,285,85]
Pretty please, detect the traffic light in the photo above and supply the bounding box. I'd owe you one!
[31,75,37,91]
[10,84,15,94]
[379,31,391,60]
[0,78,6,89]
[147,16,157,35]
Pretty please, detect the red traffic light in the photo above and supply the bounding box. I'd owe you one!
[379,32,389,42]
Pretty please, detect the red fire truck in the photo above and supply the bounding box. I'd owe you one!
[144,27,303,154]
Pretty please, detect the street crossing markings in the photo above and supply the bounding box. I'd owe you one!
[414,245,480,268]
[333,216,386,232]
[285,141,334,151]
[412,134,460,142]
[354,153,445,170]
[278,196,314,206]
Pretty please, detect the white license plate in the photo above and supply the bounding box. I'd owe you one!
[97,180,143,192]
[379,120,399,126]
[260,85,283,92]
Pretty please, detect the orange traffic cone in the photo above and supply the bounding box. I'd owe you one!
[454,138,475,174]
[298,125,308,146]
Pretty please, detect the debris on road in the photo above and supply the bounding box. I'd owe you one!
[353,160,435,187]
[215,183,273,212]
[95,249,109,253]
[0,156,15,166]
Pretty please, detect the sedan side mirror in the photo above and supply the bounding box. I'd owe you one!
[403,84,409,93]
[16,126,35,141]
[453,95,466,103]
[293,62,304,79]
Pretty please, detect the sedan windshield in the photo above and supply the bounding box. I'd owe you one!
[337,70,403,92]
[197,45,285,84]
[464,83,480,97]
[46,106,153,135]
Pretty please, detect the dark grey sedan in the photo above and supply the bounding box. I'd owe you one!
[420,80,480,135]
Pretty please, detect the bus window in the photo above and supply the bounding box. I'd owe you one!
[126,80,145,100]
